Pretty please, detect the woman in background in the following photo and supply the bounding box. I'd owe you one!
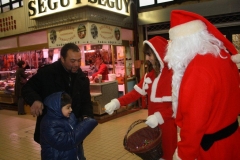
[91,54,109,81]
[15,60,28,115]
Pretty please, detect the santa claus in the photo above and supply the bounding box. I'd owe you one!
[105,36,177,160]
[164,10,240,160]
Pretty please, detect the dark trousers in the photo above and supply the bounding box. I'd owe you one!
[17,97,25,114]
[79,142,86,160]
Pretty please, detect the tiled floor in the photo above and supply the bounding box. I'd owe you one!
[1,109,239,160]
[0,109,163,160]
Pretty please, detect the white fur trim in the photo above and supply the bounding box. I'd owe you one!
[161,96,172,102]
[169,20,206,40]
[143,40,164,69]
[152,96,172,103]
[175,148,182,160]
[231,54,240,63]
[134,85,146,95]
[162,96,172,101]
[144,77,152,84]
[111,99,120,110]
[150,73,160,102]
[143,83,149,90]
[143,77,152,90]
[175,148,197,160]
[154,112,164,125]
[150,72,172,102]
[134,73,149,95]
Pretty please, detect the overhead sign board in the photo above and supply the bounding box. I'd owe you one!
[28,0,130,19]
[48,23,122,48]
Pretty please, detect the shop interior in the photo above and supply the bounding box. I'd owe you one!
[0,42,136,108]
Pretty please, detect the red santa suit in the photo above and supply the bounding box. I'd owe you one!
[165,10,240,160]
[92,63,109,80]
[117,36,177,160]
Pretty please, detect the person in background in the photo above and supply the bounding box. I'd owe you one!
[91,54,109,81]
[88,59,96,71]
[40,92,97,160]
[25,61,30,69]
[86,59,96,77]
[15,60,28,115]
[22,43,94,160]
[0,56,4,71]
[164,10,240,159]
[105,36,177,160]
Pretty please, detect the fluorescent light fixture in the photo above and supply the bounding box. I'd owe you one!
[158,0,174,3]
[139,0,154,7]
[139,0,174,7]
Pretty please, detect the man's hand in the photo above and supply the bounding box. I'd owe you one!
[31,101,44,117]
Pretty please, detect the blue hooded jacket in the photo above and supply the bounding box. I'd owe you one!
[40,92,98,160]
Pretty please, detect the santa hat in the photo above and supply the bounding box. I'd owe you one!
[169,10,239,60]
[143,36,168,68]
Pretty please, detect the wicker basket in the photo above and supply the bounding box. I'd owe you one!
[123,119,163,160]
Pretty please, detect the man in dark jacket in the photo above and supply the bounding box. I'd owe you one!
[22,43,94,160]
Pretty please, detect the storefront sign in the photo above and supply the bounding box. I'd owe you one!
[88,23,122,45]
[28,0,130,19]
[48,23,122,48]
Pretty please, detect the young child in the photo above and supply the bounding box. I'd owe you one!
[40,92,98,160]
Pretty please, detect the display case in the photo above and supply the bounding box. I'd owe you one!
[0,69,37,104]
[0,71,16,104]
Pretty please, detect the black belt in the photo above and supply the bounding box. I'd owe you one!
[200,119,239,151]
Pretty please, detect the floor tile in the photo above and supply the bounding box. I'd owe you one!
[1,109,238,159]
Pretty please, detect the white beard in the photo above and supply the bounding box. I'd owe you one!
[164,30,225,117]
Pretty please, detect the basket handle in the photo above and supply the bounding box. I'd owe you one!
[123,119,147,148]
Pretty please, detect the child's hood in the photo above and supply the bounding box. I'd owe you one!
[44,92,64,118]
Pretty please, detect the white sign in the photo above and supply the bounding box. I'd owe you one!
[158,0,174,3]
[28,0,130,19]
[139,0,173,7]
[48,23,122,48]
[88,23,122,45]
[139,0,154,7]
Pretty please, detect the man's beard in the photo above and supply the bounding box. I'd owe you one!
[164,38,193,117]
[70,67,78,73]
[164,30,223,117]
